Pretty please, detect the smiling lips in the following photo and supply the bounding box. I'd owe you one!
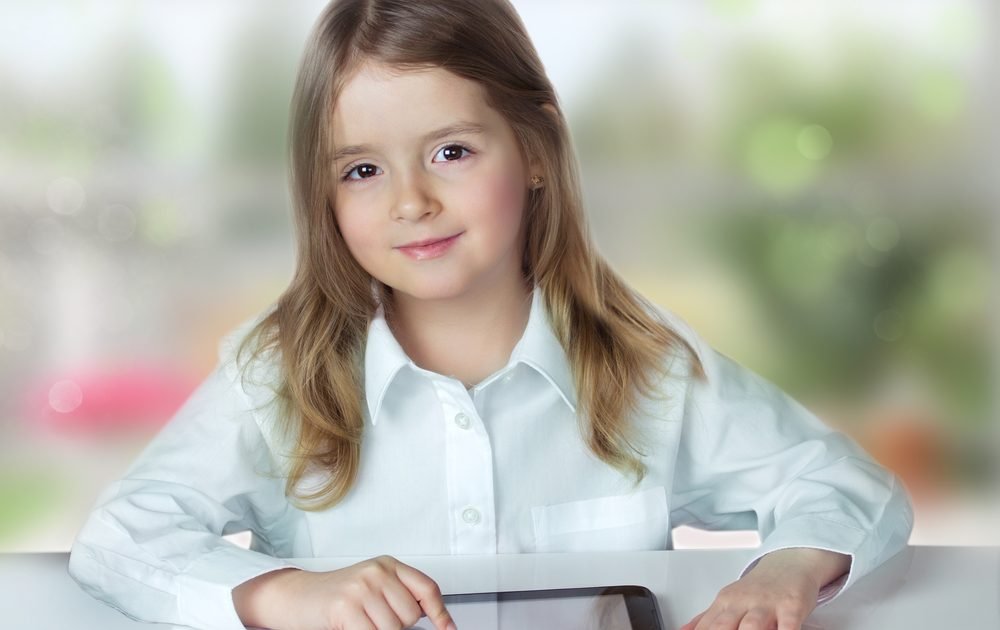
[396,232,463,260]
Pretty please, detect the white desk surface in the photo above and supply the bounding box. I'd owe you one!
[1,546,996,629]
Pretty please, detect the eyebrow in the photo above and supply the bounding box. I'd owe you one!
[332,122,488,163]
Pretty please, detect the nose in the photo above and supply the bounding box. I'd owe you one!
[390,169,440,222]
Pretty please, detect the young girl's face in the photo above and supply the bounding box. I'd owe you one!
[330,61,533,304]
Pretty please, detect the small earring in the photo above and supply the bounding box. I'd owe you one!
[530,175,544,190]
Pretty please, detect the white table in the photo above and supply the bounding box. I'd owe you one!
[1,546,996,629]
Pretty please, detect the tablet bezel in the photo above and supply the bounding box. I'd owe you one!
[441,584,663,630]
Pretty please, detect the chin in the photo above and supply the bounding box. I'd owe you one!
[388,275,475,303]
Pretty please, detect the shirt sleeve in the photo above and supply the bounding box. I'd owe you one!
[664,314,914,605]
[68,332,303,630]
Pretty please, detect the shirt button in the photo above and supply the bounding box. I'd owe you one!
[501,373,514,384]
[461,507,481,525]
[453,412,471,429]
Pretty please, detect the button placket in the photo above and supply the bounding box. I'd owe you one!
[461,507,481,524]
[432,378,497,554]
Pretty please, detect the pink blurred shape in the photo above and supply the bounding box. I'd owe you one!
[21,362,201,434]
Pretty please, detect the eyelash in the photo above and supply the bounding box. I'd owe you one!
[340,143,475,182]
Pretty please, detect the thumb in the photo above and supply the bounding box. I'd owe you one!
[394,562,456,630]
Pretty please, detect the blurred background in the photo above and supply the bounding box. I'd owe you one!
[0,0,996,552]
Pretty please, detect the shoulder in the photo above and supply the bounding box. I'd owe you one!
[212,305,300,463]
[642,298,817,428]
[637,297,713,381]
[637,298,781,409]
[215,305,284,407]
[218,305,278,363]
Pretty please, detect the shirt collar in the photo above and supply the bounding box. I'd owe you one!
[508,286,578,413]
[363,308,412,425]
[363,286,577,425]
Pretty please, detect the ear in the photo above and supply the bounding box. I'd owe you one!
[525,155,542,188]
[526,102,559,186]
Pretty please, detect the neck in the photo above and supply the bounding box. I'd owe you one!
[387,275,533,388]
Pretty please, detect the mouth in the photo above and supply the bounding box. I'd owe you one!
[395,232,464,260]
[397,232,463,249]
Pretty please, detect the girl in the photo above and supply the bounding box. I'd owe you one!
[69,1,913,629]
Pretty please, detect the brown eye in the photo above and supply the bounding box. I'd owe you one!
[344,163,381,181]
[433,144,471,162]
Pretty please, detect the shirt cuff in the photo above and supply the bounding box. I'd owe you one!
[738,515,868,606]
[177,544,304,630]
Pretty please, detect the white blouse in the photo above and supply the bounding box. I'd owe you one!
[68,287,913,630]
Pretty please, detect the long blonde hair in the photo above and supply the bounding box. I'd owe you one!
[237,0,704,509]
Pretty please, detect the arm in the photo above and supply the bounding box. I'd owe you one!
[232,558,455,630]
[68,345,299,630]
[669,344,913,599]
[655,310,913,626]
[69,329,456,630]
[680,547,852,630]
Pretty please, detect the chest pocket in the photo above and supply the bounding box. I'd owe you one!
[531,486,670,552]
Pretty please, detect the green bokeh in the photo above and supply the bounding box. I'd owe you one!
[0,469,66,543]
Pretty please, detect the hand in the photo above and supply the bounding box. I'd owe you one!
[680,548,850,630]
[233,555,456,630]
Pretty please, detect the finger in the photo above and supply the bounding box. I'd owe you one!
[693,607,722,630]
[680,609,707,630]
[338,607,377,630]
[737,608,775,630]
[382,579,424,628]
[698,609,741,630]
[776,604,809,630]
[692,609,715,630]
[394,562,454,630]
[679,610,706,630]
[362,593,405,630]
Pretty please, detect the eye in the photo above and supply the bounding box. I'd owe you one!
[342,163,382,181]
[433,144,472,162]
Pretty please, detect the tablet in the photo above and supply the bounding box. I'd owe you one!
[408,585,664,630]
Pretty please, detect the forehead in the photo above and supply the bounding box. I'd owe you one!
[331,62,500,146]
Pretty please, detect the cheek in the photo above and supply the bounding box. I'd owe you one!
[334,204,378,263]
[479,165,527,229]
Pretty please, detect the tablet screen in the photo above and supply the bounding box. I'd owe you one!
[408,586,661,630]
